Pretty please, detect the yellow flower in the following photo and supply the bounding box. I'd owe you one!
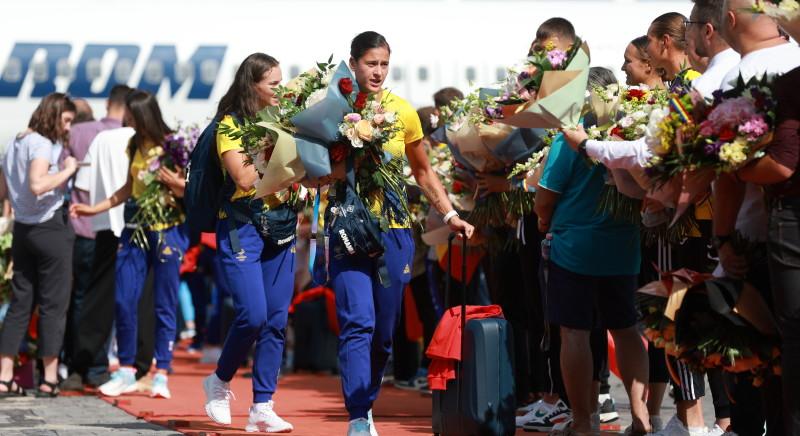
[545,40,556,51]
[719,139,748,165]
[355,119,373,142]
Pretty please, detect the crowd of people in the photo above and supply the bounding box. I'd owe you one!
[0,1,798,436]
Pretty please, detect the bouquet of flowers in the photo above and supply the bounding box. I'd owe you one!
[674,278,781,383]
[218,57,349,197]
[493,39,591,129]
[335,92,409,230]
[637,268,712,357]
[131,124,200,249]
[439,90,510,173]
[752,0,800,19]
[587,85,670,223]
[692,76,776,172]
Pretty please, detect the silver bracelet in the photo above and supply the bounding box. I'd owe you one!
[443,210,459,224]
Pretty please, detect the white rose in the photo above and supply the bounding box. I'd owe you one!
[384,112,397,124]
[305,88,327,107]
[632,110,647,121]
[620,116,635,128]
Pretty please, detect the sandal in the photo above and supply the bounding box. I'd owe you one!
[0,379,26,397]
[35,380,60,398]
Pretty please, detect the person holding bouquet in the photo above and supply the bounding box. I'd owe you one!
[70,90,188,400]
[0,93,78,397]
[199,53,296,433]
[326,31,474,436]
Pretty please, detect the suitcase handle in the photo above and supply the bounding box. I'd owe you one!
[446,231,468,418]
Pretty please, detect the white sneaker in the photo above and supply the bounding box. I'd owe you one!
[99,368,137,397]
[652,415,708,436]
[515,399,557,427]
[203,374,234,425]
[245,401,293,433]
[347,418,371,436]
[521,399,572,432]
[367,409,379,436]
[150,373,171,399]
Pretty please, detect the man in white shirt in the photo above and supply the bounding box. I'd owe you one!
[713,0,800,274]
[711,1,800,434]
[69,126,133,386]
[686,0,741,98]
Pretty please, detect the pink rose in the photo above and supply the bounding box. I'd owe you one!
[373,113,385,125]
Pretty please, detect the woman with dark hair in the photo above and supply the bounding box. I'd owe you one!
[646,12,701,89]
[200,53,294,433]
[331,31,474,436]
[622,36,665,88]
[70,90,188,400]
[0,93,78,397]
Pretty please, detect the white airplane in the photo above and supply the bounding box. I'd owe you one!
[0,0,689,140]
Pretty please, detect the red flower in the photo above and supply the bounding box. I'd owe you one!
[292,183,299,191]
[627,89,646,100]
[452,181,464,194]
[610,126,624,138]
[354,92,369,110]
[330,141,350,163]
[718,126,736,142]
[338,78,354,96]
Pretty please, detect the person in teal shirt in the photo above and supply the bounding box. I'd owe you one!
[533,66,651,435]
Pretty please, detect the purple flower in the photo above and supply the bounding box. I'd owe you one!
[704,141,723,156]
[485,106,503,119]
[739,116,769,141]
[547,50,568,68]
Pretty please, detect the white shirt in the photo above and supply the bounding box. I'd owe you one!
[74,127,133,237]
[692,48,740,98]
[721,43,800,244]
[585,137,650,170]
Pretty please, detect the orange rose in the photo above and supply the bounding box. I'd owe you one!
[355,119,373,142]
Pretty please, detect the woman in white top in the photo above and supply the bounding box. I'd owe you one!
[0,93,79,397]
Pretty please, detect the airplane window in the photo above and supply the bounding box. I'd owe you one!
[175,61,192,83]
[86,58,103,81]
[56,58,72,79]
[418,67,428,82]
[290,65,300,78]
[114,58,134,83]
[2,58,22,82]
[31,60,49,83]
[392,67,403,81]
[143,59,164,84]
[200,59,219,85]
[466,67,476,81]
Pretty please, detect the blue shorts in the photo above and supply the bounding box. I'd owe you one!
[544,261,638,331]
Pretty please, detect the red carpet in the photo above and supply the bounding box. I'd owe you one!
[99,349,620,435]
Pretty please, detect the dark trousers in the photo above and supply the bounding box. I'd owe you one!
[135,269,155,379]
[64,235,95,370]
[768,201,800,434]
[408,272,439,369]
[0,212,74,358]
[392,291,421,382]
[71,231,115,381]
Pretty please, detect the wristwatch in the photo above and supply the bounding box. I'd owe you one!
[712,234,733,249]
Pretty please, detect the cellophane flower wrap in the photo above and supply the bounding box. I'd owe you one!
[217,57,342,198]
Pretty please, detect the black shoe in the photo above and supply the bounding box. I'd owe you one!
[60,373,84,392]
[597,393,619,423]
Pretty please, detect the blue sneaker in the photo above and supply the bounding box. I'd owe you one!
[150,373,171,399]
[347,418,371,436]
[98,368,137,397]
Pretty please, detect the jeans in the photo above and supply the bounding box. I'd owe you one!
[767,199,800,433]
